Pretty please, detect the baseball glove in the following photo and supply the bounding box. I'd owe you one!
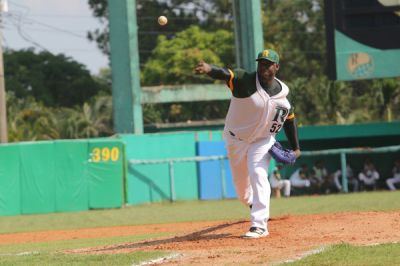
[269,142,297,165]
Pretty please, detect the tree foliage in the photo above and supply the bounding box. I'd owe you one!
[141,25,234,85]
[4,49,103,107]
[6,92,113,142]
[87,0,209,66]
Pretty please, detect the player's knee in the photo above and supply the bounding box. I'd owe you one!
[249,167,267,179]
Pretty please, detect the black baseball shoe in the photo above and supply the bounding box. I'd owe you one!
[243,227,269,239]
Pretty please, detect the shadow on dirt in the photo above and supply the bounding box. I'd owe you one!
[90,220,246,253]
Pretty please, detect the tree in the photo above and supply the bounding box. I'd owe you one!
[6,91,114,142]
[139,25,234,124]
[4,49,102,107]
[6,92,60,141]
[262,0,327,80]
[87,0,208,66]
[141,25,234,85]
[57,95,114,139]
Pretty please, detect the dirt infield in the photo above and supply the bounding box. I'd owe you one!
[1,211,400,265]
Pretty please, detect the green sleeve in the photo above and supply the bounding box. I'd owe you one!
[228,69,257,98]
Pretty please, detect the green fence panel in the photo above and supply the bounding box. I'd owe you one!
[129,163,171,203]
[54,141,89,212]
[121,132,198,205]
[0,145,21,216]
[87,140,124,208]
[19,142,56,214]
[196,131,212,141]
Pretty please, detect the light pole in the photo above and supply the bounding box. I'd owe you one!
[0,0,8,143]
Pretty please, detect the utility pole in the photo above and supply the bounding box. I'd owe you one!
[0,0,7,143]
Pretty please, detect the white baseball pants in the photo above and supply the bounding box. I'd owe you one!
[225,134,274,231]
[274,180,291,197]
[386,174,400,191]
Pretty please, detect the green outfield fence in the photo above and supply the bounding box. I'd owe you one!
[129,155,226,201]
[0,139,125,216]
[128,145,400,199]
[1,122,398,215]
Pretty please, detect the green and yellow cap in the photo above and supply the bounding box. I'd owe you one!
[256,49,280,64]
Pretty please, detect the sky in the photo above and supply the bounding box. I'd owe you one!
[2,0,108,74]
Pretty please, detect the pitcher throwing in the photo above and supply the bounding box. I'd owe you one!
[195,49,301,238]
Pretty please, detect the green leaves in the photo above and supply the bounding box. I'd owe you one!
[6,93,113,142]
[141,26,234,86]
[4,49,101,107]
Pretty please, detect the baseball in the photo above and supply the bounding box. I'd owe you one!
[158,16,168,26]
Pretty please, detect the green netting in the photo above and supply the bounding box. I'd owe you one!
[54,141,89,212]
[19,142,56,214]
[87,140,124,208]
[0,145,20,216]
[121,132,198,205]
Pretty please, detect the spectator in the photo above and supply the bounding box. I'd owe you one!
[386,159,400,191]
[310,160,333,194]
[358,158,380,191]
[290,164,310,191]
[333,163,359,192]
[269,165,291,197]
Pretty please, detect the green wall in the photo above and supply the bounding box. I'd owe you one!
[122,133,196,204]
[121,131,223,205]
[0,139,124,216]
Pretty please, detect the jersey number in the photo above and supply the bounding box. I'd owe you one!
[270,123,282,133]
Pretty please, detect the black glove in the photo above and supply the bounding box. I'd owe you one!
[269,142,297,165]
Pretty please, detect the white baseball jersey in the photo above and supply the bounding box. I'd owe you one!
[222,70,292,231]
[224,75,291,144]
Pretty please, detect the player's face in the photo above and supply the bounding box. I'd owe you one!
[257,60,279,83]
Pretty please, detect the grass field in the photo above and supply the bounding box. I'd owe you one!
[283,243,400,266]
[0,191,399,265]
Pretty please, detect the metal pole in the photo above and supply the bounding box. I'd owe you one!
[0,5,8,143]
[219,159,227,199]
[168,161,176,202]
[340,152,348,193]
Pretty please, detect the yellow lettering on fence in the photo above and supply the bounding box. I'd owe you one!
[91,147,120,162]
[102,147,110,161]
[111,147,119,161]
[92,148,101,162]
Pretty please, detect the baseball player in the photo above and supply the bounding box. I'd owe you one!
[195,49,300,238]
[270,165,291,197]
[358,158,380,191]
[386,159,400,191]
[289,164,311,188]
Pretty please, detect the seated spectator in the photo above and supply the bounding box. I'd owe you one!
[290,164,310,189]
[333,163,359,192]
[269,165,291,197]
[386,159,400,191]
[358,158,380,191]
[311,160,335,194]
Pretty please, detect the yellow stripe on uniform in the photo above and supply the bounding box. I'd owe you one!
[287,113,295,120]
[227,69,234,91]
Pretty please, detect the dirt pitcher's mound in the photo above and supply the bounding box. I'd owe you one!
[2,211,400,265]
